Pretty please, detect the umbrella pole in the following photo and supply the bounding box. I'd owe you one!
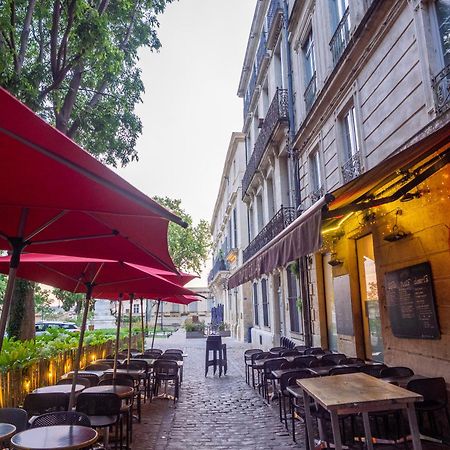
[113,295,123,381]
[151,300,161,350]
[68,284,92,410]
[140,297,145,353]
[127,294,134,363]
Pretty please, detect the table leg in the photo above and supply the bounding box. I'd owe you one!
[406,403,423,450]
[330,411,342,450]
[302,390,315,450]
[362,412,374,450]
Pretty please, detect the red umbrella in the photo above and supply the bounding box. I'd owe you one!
[0,88,187,351]
[0,253,200,407]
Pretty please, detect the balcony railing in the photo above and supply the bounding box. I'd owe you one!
[310,185,324,205]
[304,72,317,114]
[267,0,283,50]
[432,63,450,114]
[244,66,258,119]
[243,207,296,262]
[207,256,228,284]
[242,88,289,197]
[256,32,269,76]
[341,150,362,183]
[330,8,350,66]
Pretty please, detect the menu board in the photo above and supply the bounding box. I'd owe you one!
[333,275,354,336]
[385,262,440,339]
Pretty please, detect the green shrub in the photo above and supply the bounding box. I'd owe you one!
[184,319,205,332]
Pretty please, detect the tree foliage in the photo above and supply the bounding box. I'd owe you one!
[53,288,84,313]
[153,196,211,276]
[0,0,173,166]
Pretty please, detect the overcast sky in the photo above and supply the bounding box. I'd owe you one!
[114,0,255,285]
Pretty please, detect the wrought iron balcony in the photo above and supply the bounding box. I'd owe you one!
[267,0,283,50]
[341,151,362,183]
[310,186,324,205]
[207,256,228,285]
[432,63,450,114]
[256,32,269,73]
[242,88,289,198]
[244,66,258,119]
[243,207,296,263]
[330,8,350,66]
[304,72,317,114]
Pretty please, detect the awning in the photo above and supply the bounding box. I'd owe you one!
[228,195,331,289]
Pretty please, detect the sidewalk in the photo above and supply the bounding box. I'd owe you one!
[132,330,300,449]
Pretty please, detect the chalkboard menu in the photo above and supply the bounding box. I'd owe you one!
[334,275,354,336]
[385,262,440,339]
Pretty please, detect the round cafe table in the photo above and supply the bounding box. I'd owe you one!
[0,423,16,442]
[10,425,98,450]
[83,384,134,399]
[33,384,85,394]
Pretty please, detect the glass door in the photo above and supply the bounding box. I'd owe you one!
[356,235,384,361]
[323,254,338,352]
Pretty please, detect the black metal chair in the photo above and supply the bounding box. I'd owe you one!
[321,353,346,365]
[76,392,123,450]
[30,411,91,428]
[94,359,115,367]
[0,407,28,433]
[64,372,100,387]
[280,350,299,357]
[407,377,450,439]
[120,359,150,401]
[144,348,163,354]
[329,366,360,376]
[380,366,414,378]
[304,346,325,355]
[85,363,111,371]
[309,358,337,368]
[250,352,274,389]
[261,358,286,402]
[164,349,183,355]
[204,335,227,377]
[358,364,387,378]
[244,349,263,385]
[23,393,69,422]
[151,359,180,404]
[340,357,365,366]
[269,347,285,356]
[293,345,308,353]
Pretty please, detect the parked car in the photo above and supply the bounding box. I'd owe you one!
[35,321,80,336]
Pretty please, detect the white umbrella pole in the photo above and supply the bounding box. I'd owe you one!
[127,294,134,363]
[151,300,161,350]
[140,297,145,353]
[68,285,92,410]
[113,295,123,381]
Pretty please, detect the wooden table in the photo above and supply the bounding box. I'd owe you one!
[10,425,98,450]
[83,385,134,399]
[0,423,16,443]
[298,372,423,450]
[33,384,85,394]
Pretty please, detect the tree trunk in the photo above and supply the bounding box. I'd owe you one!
[7,279,36,340]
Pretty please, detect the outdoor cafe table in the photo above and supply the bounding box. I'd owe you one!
[298,372,423,450]
[83,385,134,399]
[33,384,85,394]
[0,423,16,444]
[10,425,98,450]
[104,368,145,381]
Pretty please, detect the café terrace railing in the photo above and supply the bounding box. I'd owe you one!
[208,256,228,285]
[341,150,363,183]
[243,206,296,263]
[330,7,350,66]
[432,63,450,115]
[242,88,289,198]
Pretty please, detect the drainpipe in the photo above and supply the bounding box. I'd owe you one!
[282,0,313,347]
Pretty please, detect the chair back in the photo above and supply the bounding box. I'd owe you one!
[407,377,447,404]
[293,345,308,353]
[263,358,285,376]
[380,366,414,378]
[164,349,183,355]
[120,359,148,372]
[340,357,365,366]
[280,350,298,357]
[0,407,28,432]
[158,353,183,361]
[280,369,314,391]
[100,373,135,388]
[309,358,336,368]
[322,353,346,365]
[153,359,179,377]
[56,377,91,388]
[305,347,325,355]
[92,359,115,367]
[269,347,285,356]
[144,348,163,354]
[30,411,91,428]
[359,364,387,377]
[142,351,162,359]
[244,349,263,362]
[65,372,99,387]
[76,392,121,416]
[329,366,360,376]
[84,363,111,371]
[23,393,69,417]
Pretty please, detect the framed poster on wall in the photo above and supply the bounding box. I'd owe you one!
[333,274,354,336]
[385,262,440,339]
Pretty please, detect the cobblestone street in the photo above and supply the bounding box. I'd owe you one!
[133,330,302,450]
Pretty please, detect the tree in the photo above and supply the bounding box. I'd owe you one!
[53,288,85,313]
[0,0,174,339]
[153,196,211,276]
[0,0,173,166]
[34,285,53,320]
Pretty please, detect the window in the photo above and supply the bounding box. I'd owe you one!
[133,303,139,314]
[261,279,269,327]
[309,149,323,203]
[287,265,302,333]
[253,283,259,326]
[232,208,238,248]
[435,0,450,67]
[330,0,350,64]
[302,29,317,112]
[341,105,362,183]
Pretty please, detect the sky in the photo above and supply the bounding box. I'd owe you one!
[114,0,256,285]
